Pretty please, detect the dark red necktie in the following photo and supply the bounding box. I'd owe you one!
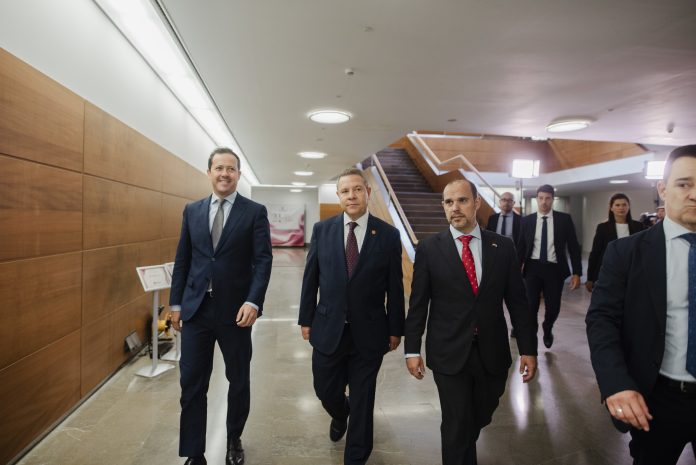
[346,222,359,277]
[458,235,478,296]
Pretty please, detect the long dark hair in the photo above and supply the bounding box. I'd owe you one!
[608,193,633,224]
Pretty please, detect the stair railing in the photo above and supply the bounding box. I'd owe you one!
[369,154,419,247]
[407,131,505,210]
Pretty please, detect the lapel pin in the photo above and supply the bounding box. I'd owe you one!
[491,243,498,248]
[371,230,377,235]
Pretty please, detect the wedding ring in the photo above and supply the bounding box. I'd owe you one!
[616,407,623,414]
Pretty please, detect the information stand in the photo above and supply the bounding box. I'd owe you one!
[160,262,181,362]
[135,264,175,378]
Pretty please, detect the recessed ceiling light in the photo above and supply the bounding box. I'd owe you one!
[546,117,594,133]
[294,171,314,176]
[290,189,303,193]
[308,109,351,124]
[298,151,327,159]
[291,182,307,186]
[645,160,665,179]
[609,179,629,184]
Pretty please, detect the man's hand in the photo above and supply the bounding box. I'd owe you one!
[569,274,581,290]
[236,304,258,327]
[389,336,401,351]
[585,280,594,293]
[606,390,653,431]
[171,311,182,331]
[406,356,426,380]
[519,355,537,383]
[301,326,310,340]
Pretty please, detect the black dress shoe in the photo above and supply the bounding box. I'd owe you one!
[330,417,348,442]
[543,329,554,349]
[184,457,206,465]
[226,437,245,465]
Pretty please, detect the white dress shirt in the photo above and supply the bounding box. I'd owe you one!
[496,213,514,238]
[531,210,557,263]
[659,217,695,382]
[615,222,630,239]
[343,211,369,252]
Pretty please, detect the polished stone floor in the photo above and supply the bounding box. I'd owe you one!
[16,248,695,465]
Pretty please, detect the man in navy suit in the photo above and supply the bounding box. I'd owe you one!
[405,179,537,465]
[170,147,273,465]
[586,145,696,464]
[486,191,521,244]
[299,168,405,465]
[517,184,582,349]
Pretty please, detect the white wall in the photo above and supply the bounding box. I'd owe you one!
[0,0,252,193]
[251,187,319,244]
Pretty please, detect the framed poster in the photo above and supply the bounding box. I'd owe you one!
[136,265,171,291]
[268,204,305,246]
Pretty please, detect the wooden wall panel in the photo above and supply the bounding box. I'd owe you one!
[0,331,81,465]
[81,315,111,396]
[83,103,164,191]
[161,155,211,200]
[159,238,180,264]
[0,155,83,261]
[83,176,162,249]
[82,243,161,323]
[110,294,151,370]
[0,49,83,172]
[162,194,188,239]
[0,253,82,370]
[319,203,342,220]
[549,140,645,168]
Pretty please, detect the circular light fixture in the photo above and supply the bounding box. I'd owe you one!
[291,181,307,186]
[546,117,594,133]
[290,189,303,193]
[298,151,327,159]
[308,109,351,124]
[294,170,313,176]
[609,179,629,184]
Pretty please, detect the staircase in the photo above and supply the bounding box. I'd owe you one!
[373,148,449,241]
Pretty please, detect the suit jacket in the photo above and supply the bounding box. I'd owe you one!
[585,223,667,432]
[517,210,582,279]
[405,229,537,376]
[486,211,521,244]
[298,214,405,359]
[169,194,273,324]
[586,220,644,282]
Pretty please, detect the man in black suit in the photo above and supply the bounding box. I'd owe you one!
[405,179,537,465]
[299,168,405,465]
[486,191,521,244]
[517,184,581,349]
[586,145,696,465]
[170,147,273,465]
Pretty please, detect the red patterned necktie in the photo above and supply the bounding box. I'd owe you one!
[346,222,359,277]
[458,235,478,296]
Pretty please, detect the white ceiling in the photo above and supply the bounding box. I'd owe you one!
[159,0,696,187]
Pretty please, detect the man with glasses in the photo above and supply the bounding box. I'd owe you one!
[486,192,521,244]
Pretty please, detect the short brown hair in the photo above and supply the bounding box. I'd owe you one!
[336,168,368,188]
[664,145,696,181]
[208,147,241,171]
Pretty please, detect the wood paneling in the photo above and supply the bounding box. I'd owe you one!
[159,238,180,264]
[549,140,645,168]
[161,155,211,200]
[162,194,188,239]
[0,331,81,465]
[0,49,83,172]
[319,203,342,220]
[82,243,161,323]
[84,103,164,191]
[83,175,162,249]
[0,155,83,261]
[0,253,82,370]
[81,315,111,396]
[110,294,151,370]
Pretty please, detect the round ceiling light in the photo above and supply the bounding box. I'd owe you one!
[546,117,594,133]
[294,170,314,176]
[298,151,327,159]
[308,109,351,124]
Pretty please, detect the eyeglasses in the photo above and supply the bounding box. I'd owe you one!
[499,198,514,203]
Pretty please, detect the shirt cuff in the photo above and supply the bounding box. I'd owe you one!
[244,302,259,311]
[405,353,420,359]
[170,305,181,312]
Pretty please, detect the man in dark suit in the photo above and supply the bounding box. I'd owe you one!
[405,179,537,465]
[486,191,521,244]
[170,147,273,465]
[586,145,696,465]
[517,184,582,349]
[299,168,404,465]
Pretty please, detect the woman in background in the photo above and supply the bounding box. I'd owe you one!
[585,193,645,292]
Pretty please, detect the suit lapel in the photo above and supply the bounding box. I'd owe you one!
[642,223,667,330]
[197,196,214,253]
[435,231,473,296]
[350,214,378,279]
[331,215,348,280]
[477,230,498,296]
[214,194,248,253]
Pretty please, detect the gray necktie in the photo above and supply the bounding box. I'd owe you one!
[211,199,225,250]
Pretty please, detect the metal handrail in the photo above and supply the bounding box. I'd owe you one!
[370,154,419,246]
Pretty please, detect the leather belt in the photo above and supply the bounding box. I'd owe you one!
[658,375,696,395]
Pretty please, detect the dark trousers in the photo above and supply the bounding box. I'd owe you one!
[179,295,252,457]
[523,261,565,333]
[433,342,507,465]
[628,377,696,465]
[312,324,383,465]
